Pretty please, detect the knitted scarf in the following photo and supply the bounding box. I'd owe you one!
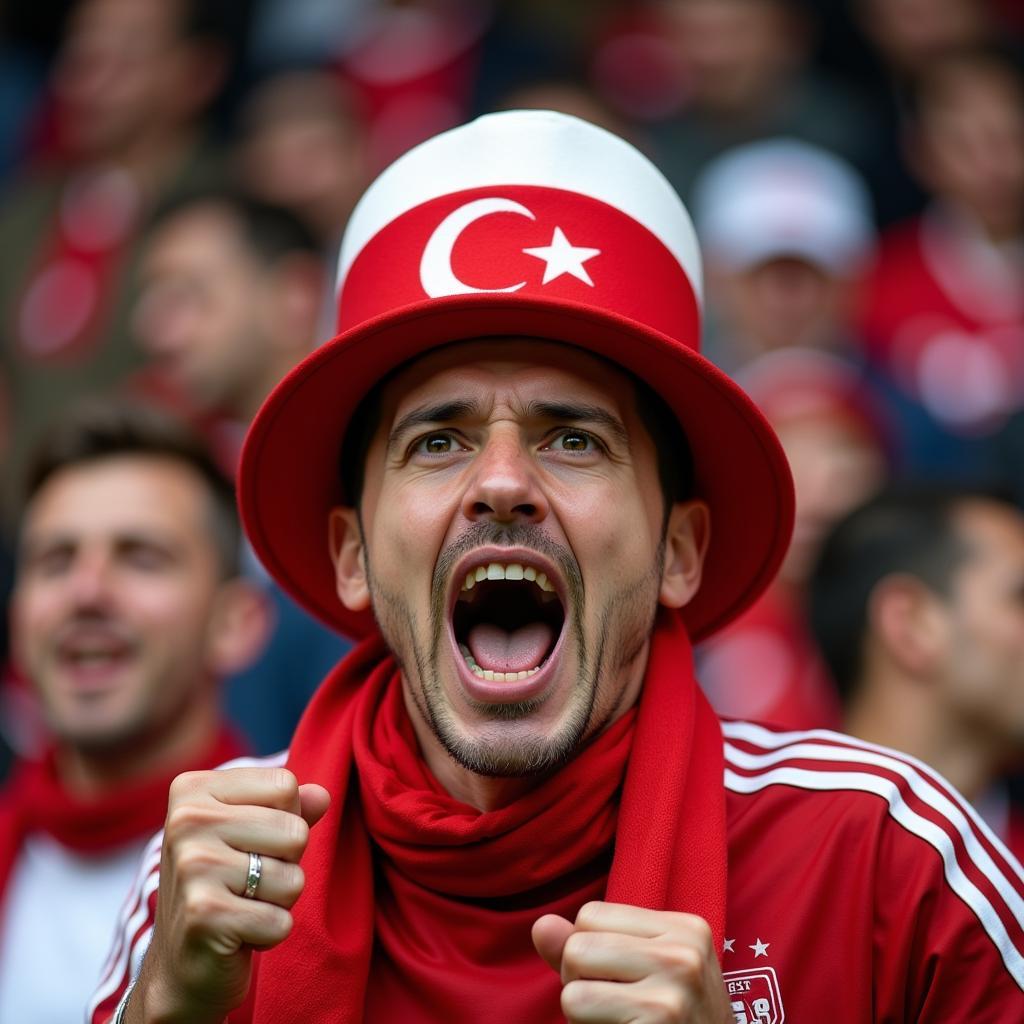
[246,610,726,1023]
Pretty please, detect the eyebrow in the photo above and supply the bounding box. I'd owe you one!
[387,400,482,453]
[526,402,631,449]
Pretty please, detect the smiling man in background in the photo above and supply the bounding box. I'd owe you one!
[95,111,1024,1024]
[0,400,263,1022]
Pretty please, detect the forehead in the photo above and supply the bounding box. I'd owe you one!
[22,456,210,543]
[953,500,1024,570]
[378,338,639,419]
[147,206,248,266]
[70,0,179,45]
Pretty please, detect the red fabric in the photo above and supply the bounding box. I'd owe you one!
[11,170,139,365]
[0,727,245,914]
[245,609,726,1023]
[855,215,1024,437]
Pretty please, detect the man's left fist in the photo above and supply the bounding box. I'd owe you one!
[533,901,731,1023]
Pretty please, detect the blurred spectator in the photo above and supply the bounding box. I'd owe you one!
[0,0,232,519]
[648,0,874,203]
[0,399,259,1021]
[809,484,1024,860]
[855,48,1024,480]
[827,0,1015,226]
[692,137,876,374]
[853,0,994,79]
[494,76,634,139]
[133,189,350,753]
[246,0,375,71]
[698,349,888,730]
[336,0,492,170]
[134,189,325,453]
[235,69,369,329]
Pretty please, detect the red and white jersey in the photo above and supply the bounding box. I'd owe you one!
[721,722,1024,1021]
[91,728,1024,1022]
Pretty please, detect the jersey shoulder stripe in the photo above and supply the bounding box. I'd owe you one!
[722,720,1024,992]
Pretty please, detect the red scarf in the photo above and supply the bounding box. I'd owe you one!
[0,727,245,912]
[247,609,726,1023]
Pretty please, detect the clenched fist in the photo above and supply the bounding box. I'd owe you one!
[533,902,731,1023]
[125,767,330,1024]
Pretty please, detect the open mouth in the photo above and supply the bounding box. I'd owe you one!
[451,558,566,683]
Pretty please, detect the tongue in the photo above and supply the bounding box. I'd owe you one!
[466,621,554,673]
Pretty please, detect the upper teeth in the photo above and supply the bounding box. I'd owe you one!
[461,562,554,593]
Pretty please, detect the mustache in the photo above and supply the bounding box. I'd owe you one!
[429,522,584,625]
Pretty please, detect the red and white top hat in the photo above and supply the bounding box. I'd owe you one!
[239,110,794,642]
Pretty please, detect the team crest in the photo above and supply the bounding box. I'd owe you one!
[724,967,785,1024]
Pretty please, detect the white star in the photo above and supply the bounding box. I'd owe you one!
[723,938,735,953]
[522,226,601,286]
[749,938,770,958]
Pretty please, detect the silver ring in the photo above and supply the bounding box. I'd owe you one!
[243,851,262,899]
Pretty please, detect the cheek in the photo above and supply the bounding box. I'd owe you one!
[127,582,213,639]
[9,588,59,659]
[373,482,457,570]
[558,483,661,582]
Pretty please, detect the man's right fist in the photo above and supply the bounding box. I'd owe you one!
[126,767,330,1024]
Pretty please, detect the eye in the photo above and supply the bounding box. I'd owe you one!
[123,547,171,571]
[550,429,599,454]
[412,432,461,457]
[28,547,74,578]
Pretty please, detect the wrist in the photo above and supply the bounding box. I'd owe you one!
[127,963,227,1024]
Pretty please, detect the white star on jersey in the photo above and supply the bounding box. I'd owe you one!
[522,227,600,286]
[750,938,770,958]
[723,938,735,953]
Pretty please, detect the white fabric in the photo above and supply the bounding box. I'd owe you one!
[0,833,147,1024]
[336,109,703,305]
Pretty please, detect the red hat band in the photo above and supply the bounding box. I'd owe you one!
[337,186,700,349]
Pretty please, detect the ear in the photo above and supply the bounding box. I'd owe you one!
[868,574,947,677]
[328,506,371,611]
[659,500,711,609]
[204,579,273,677]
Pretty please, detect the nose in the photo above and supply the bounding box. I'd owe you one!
[461,428,549,526]
[65,550,117,611]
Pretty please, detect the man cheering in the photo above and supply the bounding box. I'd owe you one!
[95,110,1024,1023]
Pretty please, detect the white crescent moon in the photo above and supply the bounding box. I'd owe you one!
[419,197,535,297]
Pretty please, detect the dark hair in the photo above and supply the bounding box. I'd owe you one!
[148,187,320,267]
[22,398,241,578]
[904,45,1024,127]
[339,354,695,523]
[175,0,238,46]
[807,483,1017,703]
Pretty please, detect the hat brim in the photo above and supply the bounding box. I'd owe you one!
[239,293,794,644]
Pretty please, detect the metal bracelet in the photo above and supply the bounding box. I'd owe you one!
[111,978,137,1024]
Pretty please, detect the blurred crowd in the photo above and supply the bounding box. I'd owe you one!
[0,0,1023,1011]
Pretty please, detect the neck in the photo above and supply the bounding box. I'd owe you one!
[844,672,998,803]
[54,692,221,799]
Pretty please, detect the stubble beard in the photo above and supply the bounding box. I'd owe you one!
[367,524,664,779]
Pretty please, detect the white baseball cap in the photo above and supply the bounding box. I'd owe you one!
[692,138,875,277]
